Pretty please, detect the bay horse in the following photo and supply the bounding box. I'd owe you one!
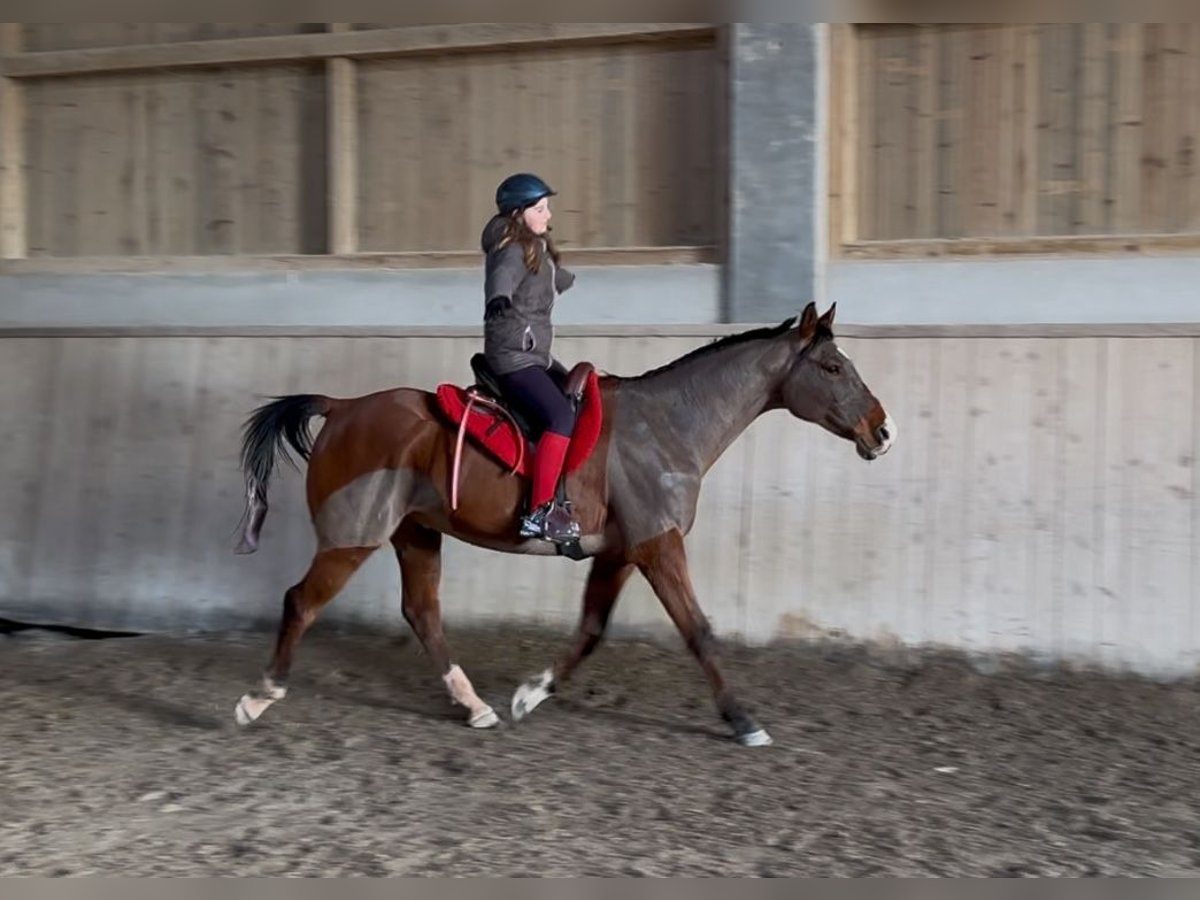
[231,301,895,746]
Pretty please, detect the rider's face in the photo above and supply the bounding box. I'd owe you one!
[521,197,552,235]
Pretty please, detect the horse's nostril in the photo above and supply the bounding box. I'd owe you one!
[877,426,890,443]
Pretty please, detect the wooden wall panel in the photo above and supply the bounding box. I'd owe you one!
[355,38,720,252]
[9,25,720,258]
[839,24,1200,242]
[24,64,327,256]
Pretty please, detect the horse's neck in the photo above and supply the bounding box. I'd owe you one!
[628,338,787,474]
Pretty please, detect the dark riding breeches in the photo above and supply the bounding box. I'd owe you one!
[497,362,576,437]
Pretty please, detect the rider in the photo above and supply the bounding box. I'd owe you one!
[481,172,581,544]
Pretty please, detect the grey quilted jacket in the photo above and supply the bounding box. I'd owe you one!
[481,214,575,375]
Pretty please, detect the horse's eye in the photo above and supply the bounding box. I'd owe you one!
[824,362,841,375]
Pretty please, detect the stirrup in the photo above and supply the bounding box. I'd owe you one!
[520,500,581,543]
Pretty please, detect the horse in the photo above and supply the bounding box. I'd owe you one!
[230,301,895,747]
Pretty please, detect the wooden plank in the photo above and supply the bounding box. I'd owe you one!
[1057,338,1104,665]
[839,336,929,648]
[124,66,151,253]
[1183,25,1200,232]
[158,70,198,254]
[0,24,716,79]
[1190,26,1200,231]
[936,25,965,237]
[840,232,1200,258]
[825,25,846,254]
[0,24,25,257]
[873,27,903,239]
[1122,337,1195,672]
[913,26,936,239]
[327,24,358,254]
[1112,25,1144,232]
[858,27,878,239]
[841,25,860,246]
[924,338,974,646]
[1026,339,1064,659]
[23,24,308,53]
[1142,25,1169,234]
[889,336,937,646]
[1193,336,1200,673]
[1037,25,1080,236]
[601,47,629,246]
[690,36,720,248]
[0,337,59,599]
[1016,25,1040,235]
[193,70,240,254]
[1078,24,1111,234]
[973,26,1003,236]
[1094,337,1131,670]
[994,26,1017,236]
[1161,23,1189,232]
[960,339,1042,653]
[354,52,398,252]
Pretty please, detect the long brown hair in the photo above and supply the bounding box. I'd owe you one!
[496,211,560,274]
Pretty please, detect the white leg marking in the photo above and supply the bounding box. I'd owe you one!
[737,728,774,748]
[443,664,499,729]
[234,677,287,726]
[511,668,555,721]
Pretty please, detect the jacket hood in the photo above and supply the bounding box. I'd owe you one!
[480,215,510,253]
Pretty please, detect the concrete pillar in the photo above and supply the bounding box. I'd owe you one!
[724,24,822,323]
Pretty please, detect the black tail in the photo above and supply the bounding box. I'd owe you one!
[234,394,331,554]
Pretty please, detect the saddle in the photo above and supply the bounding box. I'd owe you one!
[434,355,604,551]
[468,353,593,445]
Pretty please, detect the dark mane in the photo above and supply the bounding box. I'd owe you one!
[619,317,800,382]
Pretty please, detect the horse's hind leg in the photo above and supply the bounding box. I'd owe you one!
[392,520,498,729]
[512,555,633,720]
[235,546,375,726]
[632,529,772,747]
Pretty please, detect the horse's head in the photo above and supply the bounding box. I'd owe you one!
[778,301,895,461]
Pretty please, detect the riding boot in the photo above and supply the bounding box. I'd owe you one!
[520,432,580,542]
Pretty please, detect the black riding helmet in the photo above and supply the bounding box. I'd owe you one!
[495,172,556,216]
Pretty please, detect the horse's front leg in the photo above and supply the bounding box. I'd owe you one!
[631,528,772,747]
[511,554,634,720]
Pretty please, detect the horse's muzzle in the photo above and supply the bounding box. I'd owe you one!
[855,415,896,461]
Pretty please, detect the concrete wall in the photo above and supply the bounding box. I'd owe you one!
[726,23,822,323]
[7,252,1200,333]
[827,256,1200,325]
[0,264,722,329]
[3,326,1198,679]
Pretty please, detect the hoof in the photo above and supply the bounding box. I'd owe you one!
[235,680,286,726]
[469,707,501,729]
[234,695,261,727]
[511,669,554,721]
[735,728,773,748]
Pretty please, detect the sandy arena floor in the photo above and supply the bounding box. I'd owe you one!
[2,623,1199,877]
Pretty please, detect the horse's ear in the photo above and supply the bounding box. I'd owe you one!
[798,301,819,340]
[818,302,837,330]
